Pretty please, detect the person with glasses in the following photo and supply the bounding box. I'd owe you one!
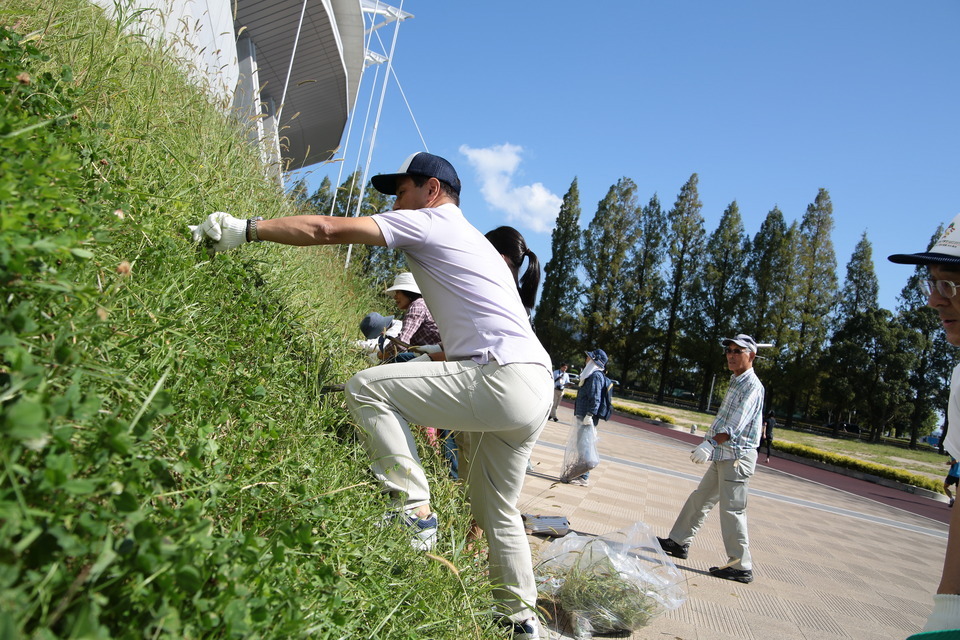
[657,334,765,584]
[890,214,960,637]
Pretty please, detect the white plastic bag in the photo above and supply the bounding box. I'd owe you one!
[559,421,599,482]
[535,521,686,638]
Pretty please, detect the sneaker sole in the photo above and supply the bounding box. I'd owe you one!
[710,570,753,583]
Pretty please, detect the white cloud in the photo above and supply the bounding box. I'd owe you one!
[459,143,561,234]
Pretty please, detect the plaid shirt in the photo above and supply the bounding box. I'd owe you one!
[706,367,764,461]
[397,297,442,348]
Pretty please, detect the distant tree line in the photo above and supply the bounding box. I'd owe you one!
[292,171,953,448]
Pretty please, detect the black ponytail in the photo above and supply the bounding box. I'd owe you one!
[485,226,541,310]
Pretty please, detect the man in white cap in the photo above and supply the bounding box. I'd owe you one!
[188,152,550,639]
[657,334,764,584]
[890,214,960,636]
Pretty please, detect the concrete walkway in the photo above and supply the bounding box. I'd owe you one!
[521,403,948,639]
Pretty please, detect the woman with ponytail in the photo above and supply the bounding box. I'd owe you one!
[484,226,541,318]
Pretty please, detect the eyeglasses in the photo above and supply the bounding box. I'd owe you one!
[723,347,748,355]
[920,279,960,298]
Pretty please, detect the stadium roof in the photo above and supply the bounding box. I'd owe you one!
[235,0,365,169]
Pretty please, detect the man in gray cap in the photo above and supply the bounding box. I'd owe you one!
[890,214,960,635]
[657,334,765,583]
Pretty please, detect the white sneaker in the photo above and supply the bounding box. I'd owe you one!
[403,511,438,551]
[381,511,438,551]
[502,617,541,640]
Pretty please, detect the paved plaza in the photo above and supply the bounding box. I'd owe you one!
[521,403,949,639]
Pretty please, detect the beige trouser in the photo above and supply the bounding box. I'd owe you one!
[345,358,552,621]
[549,387,564,419]
[668,449,758,570]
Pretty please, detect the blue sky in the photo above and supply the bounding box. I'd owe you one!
[291,1,960,312]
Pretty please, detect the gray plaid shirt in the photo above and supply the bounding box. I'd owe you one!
[706,368,764,461]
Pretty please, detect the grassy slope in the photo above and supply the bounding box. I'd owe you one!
[0,1,493,638]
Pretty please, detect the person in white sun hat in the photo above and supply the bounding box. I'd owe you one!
[890,213,960,637]
[657,333,767,585]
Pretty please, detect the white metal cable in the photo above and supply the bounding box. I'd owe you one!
[370,26,428,151]
[334,61,381,217]
[328,1,386,216]
[389,68,428,152]
[275,0,309,126]
[345,0,406,269]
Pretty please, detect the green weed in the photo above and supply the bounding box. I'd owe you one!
[0,2,502,638]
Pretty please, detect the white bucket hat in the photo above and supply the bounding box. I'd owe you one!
[385,272,421,295]
[888,213,960,266]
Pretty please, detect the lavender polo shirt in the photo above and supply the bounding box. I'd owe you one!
[373,203,550,369]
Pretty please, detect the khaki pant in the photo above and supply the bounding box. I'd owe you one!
[345,359,551,620]
[549,387,564,419]
[669,449,757,570]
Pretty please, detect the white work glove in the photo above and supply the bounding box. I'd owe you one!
[690,439,716,464]
[410,344,442,354]
[188,212,247,253]
[578,414,594,428]
[923,594,960,631]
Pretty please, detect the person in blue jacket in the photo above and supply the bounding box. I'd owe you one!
[566,348,612,486]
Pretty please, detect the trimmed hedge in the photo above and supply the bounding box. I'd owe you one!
[612,402,676,425]
[773,441,944,494]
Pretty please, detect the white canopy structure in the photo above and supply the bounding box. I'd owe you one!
[90,0,412,181]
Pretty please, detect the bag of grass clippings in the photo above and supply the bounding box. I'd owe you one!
[535,521,686,638]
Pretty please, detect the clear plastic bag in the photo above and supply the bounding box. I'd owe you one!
[559,421,600,482]
[535,521,686,638]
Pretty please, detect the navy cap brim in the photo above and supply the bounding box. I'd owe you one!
[371,173,403,196]
[888,252,960,266]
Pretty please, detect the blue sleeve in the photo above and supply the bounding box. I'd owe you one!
[584,374,603,415]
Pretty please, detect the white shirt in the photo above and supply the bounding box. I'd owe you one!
[946,363,960,459]
[374,203,550,368]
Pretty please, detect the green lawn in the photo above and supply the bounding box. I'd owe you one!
[613,397,950,483]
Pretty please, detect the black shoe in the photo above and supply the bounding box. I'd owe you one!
[657,536,689,560]
[709,566,753,583]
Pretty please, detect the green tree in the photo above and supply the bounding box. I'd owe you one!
[656,174,705,403]
[743,209,798,412]
[535,178,583,364]
[618,194,668,391]
[580,178,642,380]
[822,309,917,442]
[684,201,748,410]
[819,232,881,428]
[835,231,879,324]
[308,175,334,215]
[332,170,365,217]
[783,188,838,424]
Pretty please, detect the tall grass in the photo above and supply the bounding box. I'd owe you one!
[0,1,497,637]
